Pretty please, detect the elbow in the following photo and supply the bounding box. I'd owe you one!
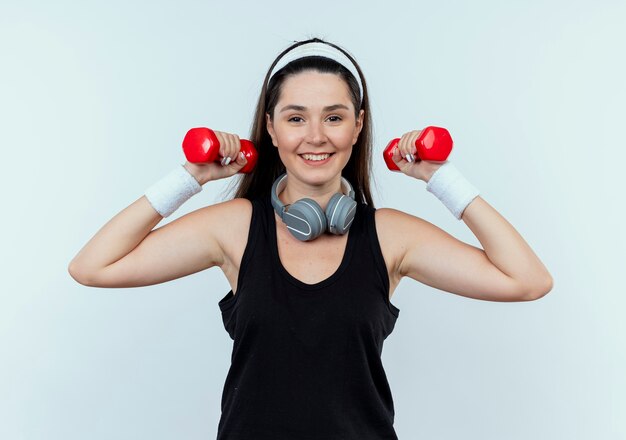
[67,261,96,287]
[523,275,554,301]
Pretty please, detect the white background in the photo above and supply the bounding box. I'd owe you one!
[1,0,624,438]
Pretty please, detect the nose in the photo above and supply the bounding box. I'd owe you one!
[305,120,327,145]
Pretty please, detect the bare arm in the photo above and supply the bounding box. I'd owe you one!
[379,198,552,304]
[68,196,250,288]
[386,129,554,302]
[68,131,247,287]
[459,196,553,298]
[68,195,165,285]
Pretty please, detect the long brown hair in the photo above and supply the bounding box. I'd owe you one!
[223,37,375,207]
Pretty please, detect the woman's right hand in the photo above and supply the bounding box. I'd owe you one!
[183,130,248,185]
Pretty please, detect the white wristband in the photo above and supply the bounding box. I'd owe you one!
[144,164,202,218]
[426,161,480,220]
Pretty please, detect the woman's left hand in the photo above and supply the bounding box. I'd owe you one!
[391,129,447,183]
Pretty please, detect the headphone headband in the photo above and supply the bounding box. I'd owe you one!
[271,173,355,220]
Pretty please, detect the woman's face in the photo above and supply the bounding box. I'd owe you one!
[266,70,364,188]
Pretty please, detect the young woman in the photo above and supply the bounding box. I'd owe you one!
[69,37,553,439]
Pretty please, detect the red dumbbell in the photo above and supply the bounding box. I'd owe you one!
[182,127,258,174]
[383,126,453,171]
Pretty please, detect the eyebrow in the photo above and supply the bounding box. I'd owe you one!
[279,104,350,113]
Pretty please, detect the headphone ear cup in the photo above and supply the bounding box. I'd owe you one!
[325,193,357,235]
[284,198,327,241]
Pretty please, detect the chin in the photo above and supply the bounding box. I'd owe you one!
[292,167,345,187]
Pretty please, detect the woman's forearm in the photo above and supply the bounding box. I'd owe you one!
[460,196,553,296]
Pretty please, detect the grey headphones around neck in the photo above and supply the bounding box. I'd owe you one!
[271,173,357,242]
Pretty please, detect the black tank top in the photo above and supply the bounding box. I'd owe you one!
[216,194,401,439]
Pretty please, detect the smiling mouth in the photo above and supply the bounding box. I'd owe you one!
[299,153,334,161]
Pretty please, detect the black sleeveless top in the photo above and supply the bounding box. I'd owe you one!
[216,194,401,439]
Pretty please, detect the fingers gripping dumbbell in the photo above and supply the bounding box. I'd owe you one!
[182,127,258,174]
[383,126,453,171]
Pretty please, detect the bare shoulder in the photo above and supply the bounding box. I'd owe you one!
[373,207,437,296]
[200,197,252,221]
[373,207,423,273]
[374,206,457,275]
[374,207,424,237]
[199,197,252,250]
[202,197,253,269]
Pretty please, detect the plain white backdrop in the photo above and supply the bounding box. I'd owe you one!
[1,0,624,438]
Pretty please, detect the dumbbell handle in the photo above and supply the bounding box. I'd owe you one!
[182,127,258,174]
[383,126,453,171]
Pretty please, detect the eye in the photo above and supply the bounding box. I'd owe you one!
[287,115,342,123]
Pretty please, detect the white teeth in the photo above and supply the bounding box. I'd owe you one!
[301,153,330,161]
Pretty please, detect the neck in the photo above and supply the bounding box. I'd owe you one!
[279,175,344,212]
